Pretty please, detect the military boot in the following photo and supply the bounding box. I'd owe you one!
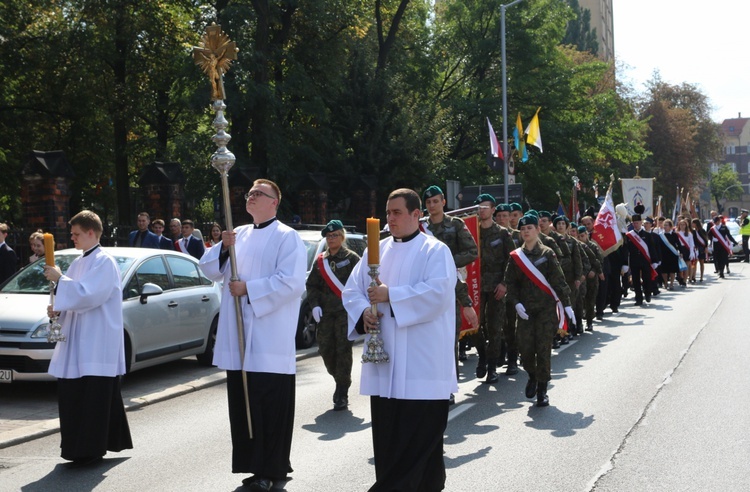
[484,359,499,384]
[333,382,350,411]
[536,381,549,407]
[525,377,537,399]
[475,343,487,379]
[505,350,519,375]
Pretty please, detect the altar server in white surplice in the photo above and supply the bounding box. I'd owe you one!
[343,188,457,492]
[43,210,132,468]
[199,179,306,492]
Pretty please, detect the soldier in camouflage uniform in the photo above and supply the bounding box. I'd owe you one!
[423,186,479,395]
[577,226,603,332]
[494,203,512,229]
[554,216,583,339]
[570,222,591,335]
[306,220,361,411]
[472,194,515,383]
[504,213,573,407]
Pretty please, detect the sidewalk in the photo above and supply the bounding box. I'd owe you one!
[0,346,320,450]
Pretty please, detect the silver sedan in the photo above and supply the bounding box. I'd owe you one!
[0,247,221,383]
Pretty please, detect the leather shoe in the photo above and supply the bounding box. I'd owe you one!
[66,456,102,468]
[552,338,560,349]
[536,381,549,407]
[246,478,273,491]
[476,358,487,379]
[505,365,519,375]
[525,377,537,398]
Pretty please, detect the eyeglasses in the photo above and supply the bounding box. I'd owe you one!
[245,189,277,201]
[325,232,342,239]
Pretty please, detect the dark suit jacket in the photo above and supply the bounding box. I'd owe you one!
[0,242,18,284]
[128,230,161,249]
[177,235,205,260]
[158,236,174,250]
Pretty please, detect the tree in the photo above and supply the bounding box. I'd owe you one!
[708,164,743,213]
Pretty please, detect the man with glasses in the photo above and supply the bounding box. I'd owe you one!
[199,179,307,492]
[305,220,361,411]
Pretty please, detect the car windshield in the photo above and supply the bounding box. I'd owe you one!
[302,239,320,271]
[1,255,136,294]
[727,222,740,235]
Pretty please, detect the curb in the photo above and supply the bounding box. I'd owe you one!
[0,347,321,450]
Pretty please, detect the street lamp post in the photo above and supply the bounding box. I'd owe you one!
[501,0,524,204]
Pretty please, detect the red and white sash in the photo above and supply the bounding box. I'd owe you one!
[626,230,658,280]
[711,227,733,254]
[175,238,185,253]
[676,232,690,250]
[509,248,566,331]
[694,230,706,248]
[317,253,345,298]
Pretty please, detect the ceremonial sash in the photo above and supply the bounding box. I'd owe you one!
[658,233,679,257]
[175,238,184,252]
[509,248,566,331]
[316,253,345,298]
[694,230,706,248]
[627,230,658,280]
[676,232,691,251]
[711,227,733,254]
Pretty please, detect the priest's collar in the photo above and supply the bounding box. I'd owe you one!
[83,244,101,257]
[393,229,420,243]
[254,217,277,229]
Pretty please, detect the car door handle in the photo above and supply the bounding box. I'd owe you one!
[201,296,211,302]
[168,301,178,308]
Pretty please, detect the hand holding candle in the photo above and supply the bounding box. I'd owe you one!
[366,218,380,265]
[43,233,55,267]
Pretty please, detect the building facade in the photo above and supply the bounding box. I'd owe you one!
[714,115,750,217]
[578,0,614,62]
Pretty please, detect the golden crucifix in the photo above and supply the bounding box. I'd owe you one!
[193,23,239,101]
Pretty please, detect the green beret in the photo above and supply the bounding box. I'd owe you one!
[474,193,496,205]
[577,225,587,234]
[495,203,511,212]
[509,202,523,212]
[538,211,552,219]
[322,220,344,237]
[553,215,569,226]
[518,214,538,227]
[422,185,443,201]
[570,222,578,229]
[526,209,539,218]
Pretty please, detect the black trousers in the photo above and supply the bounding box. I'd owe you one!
[631,263,651,302]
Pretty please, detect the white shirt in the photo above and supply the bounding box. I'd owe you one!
[199,221,306,374]
[48,246,126,378]
[343,232,457,400]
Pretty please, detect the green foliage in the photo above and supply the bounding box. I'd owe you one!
[708,164,743,211]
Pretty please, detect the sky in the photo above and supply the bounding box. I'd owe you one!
[614,0,750,122]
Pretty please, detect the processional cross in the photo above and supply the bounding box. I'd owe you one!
[192,23,238,101]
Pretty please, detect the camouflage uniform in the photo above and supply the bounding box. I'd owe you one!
[561,234,584,333]
[504,241,571,384]
[473,222,515,379]
[427,215,478,378]
[579,240,602,327]
[306,247,360,387]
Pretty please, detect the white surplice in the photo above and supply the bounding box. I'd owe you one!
[199,221,306,374]
[343,233,457,400]
[48,246,125,378]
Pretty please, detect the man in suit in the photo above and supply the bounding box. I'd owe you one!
[176,220,205,260]
[0,223,18,284]
[128,212,161,249]
[151,219,174,250]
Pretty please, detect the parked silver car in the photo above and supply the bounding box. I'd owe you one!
[295,228,366,348]
[0,248,221,383]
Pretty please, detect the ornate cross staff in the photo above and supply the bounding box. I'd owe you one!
[192,24,253,439]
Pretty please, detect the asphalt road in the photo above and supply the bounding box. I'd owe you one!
[0,265,746,491]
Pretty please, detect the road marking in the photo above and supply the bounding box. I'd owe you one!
[448,402,475,422]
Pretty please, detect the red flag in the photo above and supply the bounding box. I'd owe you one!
[592,187,623,256]
[487,118,504,160]
[459,215,481,339]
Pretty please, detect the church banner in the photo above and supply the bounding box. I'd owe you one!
[459,215,481,339]
[621,178,654,218]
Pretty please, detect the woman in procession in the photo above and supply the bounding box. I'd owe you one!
[675,219,695,285]
[656,219,682,290]
[691,218,709,282]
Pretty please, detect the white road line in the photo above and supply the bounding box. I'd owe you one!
[448,402,475,422]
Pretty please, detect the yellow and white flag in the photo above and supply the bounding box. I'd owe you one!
[525,107,542,153]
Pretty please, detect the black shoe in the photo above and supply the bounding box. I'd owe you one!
[66,456,103,468]
[552,338,561,349]
[611,307,619,313]
[720,274,725,278]
[476,358,487,379]
[505,365,519,375]
[246,478,273,491]
[595,313,603,321]
[634,300,643,306]
[449,393,455,405]
[458,350,467,362]
[585,321,593,332]
[485,370,499,384]
[644,295,651,303]
[525,377,537,398]
[652,290,660,296]
[536,381,549,407]
[560,335,570,345]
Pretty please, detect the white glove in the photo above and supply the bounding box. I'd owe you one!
[651,263,658,270]
[515,303,529,320]
[312,306,322,323]
[564,306,576,325]
[621,265,630,275]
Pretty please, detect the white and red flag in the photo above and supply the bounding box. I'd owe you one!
[592,186,623,256]
[486,117,504,160]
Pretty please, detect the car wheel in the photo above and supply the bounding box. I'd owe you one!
[295,303,317,349]
[197,316,218,366]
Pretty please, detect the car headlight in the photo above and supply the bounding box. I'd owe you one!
[31,323,51,339]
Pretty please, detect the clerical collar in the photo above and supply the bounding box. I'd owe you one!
[254,217,277,229]
[393,229,420,243]
[83,244,101,257]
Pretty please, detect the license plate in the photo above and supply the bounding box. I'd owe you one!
[0,369,12,383]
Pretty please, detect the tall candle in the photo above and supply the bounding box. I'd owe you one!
[43,233,55,266]
[366,218,380,265]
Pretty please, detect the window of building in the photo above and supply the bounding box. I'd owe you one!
[710,163,720,174]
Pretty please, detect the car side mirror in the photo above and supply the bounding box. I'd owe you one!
[140,282,164,305]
